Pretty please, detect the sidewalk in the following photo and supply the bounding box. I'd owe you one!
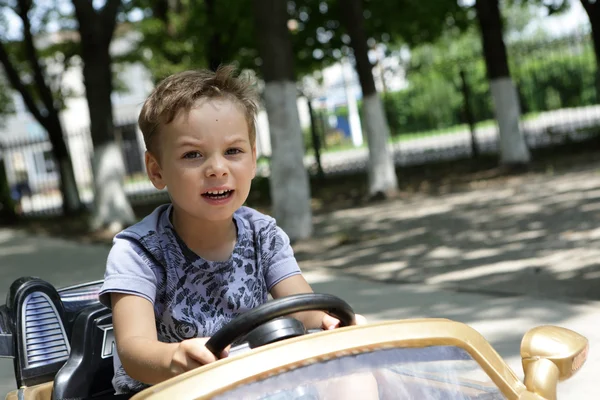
[0,228,596,398]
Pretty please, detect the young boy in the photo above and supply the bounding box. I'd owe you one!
[98,66,370,395]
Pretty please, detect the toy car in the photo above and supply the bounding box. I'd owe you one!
[0,276,589,400]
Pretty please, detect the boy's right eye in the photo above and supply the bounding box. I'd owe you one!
[183,151,202,159]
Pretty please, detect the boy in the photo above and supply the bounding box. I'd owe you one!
[99,66,370,395]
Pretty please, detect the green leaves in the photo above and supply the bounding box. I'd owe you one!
[129,0,473,83]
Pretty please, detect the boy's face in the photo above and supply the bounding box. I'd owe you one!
[145,97,257,223]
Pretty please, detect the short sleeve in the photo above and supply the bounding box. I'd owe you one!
[259,221,302,290]
[98,235,158,309]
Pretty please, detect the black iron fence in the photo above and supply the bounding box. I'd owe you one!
[1,33,599,217]
[0,120,161,216]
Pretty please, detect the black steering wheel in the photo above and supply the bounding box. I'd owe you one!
[205,293,355,357]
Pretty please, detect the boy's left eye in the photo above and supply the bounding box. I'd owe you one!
[183,151,202,159]
[225,148,242,155]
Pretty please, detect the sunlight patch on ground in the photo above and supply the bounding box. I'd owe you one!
[426,258,540,284]
[497,203,543,217]
[426,246,462,260]
[303,270,337,284]
[544,248,600,273]
[0,229,21,243]
[0,244,38,257]
[560,227,600,241]
[462,248,503,260]
[503,229,547,242]
[580,202,600,212]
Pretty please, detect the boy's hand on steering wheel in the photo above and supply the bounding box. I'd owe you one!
[170,338,230,376]
[321,313,368,330]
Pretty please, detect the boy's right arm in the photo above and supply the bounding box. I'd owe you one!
[111,293,221,384]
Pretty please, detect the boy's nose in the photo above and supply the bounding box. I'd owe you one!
[205,156,228,177]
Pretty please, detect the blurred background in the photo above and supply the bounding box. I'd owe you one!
[0,0,598,233]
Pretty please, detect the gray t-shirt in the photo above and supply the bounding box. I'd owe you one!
[98,204,302,393]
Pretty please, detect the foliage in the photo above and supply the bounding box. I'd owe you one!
[130,0,256,82]
[383,31,596,135]
[0,77,14,119]
[512,41,597,112]
[287,0,472,77]
[129,0,472,83]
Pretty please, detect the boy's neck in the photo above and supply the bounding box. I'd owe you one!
[170,207,237,262]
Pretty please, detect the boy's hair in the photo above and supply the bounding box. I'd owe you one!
[138,65,259,154]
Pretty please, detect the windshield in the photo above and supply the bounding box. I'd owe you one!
[213,346,506,400]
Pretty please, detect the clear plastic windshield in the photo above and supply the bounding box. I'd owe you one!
[213,346,506,400]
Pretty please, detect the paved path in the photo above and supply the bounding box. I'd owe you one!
[295,160,600,303]
[0,228,596,398]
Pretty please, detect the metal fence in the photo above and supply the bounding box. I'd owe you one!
[0,120,161,216]
[303,32,600,176]
[2,33,599,217]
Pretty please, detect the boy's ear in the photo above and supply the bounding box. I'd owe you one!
[145,151,166,190]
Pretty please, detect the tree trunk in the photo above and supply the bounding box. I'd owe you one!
[205,0,223,71]
[581,1,600,101]
[338,0,398,198]
[0,13,82,215]
[45,115,82,214]
[459,69,479,158]
[0,151,18,224]
[252,0,312,241]
[475,0,530,166]
[73,0,136,231]
[306,97,324,180]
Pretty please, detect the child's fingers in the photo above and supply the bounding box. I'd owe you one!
[182,339,219,365]
[322,313,341,330]
[354,314,368,325]
[221,344,231,359]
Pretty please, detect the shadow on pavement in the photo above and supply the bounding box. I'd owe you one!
[296,163,600,302]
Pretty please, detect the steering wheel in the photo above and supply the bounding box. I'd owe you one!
[205,293,355,357]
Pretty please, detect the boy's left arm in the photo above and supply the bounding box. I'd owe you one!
[270,275,367,330]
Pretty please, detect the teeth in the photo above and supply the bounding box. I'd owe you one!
[206,190,229,195]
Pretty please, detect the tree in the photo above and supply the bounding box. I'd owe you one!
[133,0,256,80]
[71,0,136,230]
[0,79,15,222]
[338,0,398,197]
[0,0,82,215]
[252,0,312,240]
[580,0,600,97]
[0,148,18,224]
[474,0,530,166]
[285,0,470,196]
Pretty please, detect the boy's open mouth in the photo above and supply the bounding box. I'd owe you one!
[202,189,234,200]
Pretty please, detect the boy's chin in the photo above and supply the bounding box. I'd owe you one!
[173,203,239,220]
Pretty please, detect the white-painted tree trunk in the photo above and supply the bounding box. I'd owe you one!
[362,93,398,196]
[489,77,531,165]
[90,142,136,232]
[58,159,81,212]
[263,81,312,240]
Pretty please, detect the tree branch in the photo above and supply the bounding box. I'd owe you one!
[71,0,95,21]
[0,40,47,127]
[16,0,57,116]
[72,0,97,41]
[581,0,593,15]
[101,0,122,43]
